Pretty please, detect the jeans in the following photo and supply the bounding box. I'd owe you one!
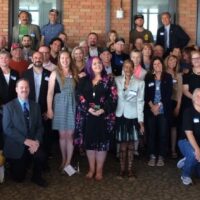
[178,139,200,177]
[147,114,168,157]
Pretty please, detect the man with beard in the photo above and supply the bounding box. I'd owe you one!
[129,14,154,51]
[21,35,35,63]
[12,11,41,50]
[22,52,52,162]
[3,78,47,187]
[87,32,101,57]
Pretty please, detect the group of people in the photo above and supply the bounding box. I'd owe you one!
[0,9,200,188]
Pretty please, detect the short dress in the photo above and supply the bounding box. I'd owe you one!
[75,76,118,151]
[52,74,76,131]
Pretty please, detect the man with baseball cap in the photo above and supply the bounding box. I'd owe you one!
[129,14,154,50]
[111,37,129,76]
[40,9,64,46]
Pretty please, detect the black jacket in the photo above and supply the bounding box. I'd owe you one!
[156,24,190,51]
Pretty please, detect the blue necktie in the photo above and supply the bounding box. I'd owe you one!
[23,102,30,135]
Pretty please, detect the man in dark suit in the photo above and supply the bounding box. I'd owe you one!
[156,12,190,57]
[0,50,19,150]
[3,78,47,187]
[23,51,52,159]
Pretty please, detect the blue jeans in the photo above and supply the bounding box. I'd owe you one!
[178,139,200,177]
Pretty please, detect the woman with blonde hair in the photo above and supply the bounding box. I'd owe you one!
[166,55,182,158]
[47,50,78,171]
[71,46,86,78]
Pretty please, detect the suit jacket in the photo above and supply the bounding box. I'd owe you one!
[156,24,190,51]
[12,24,41,50]
[22,68,50,114]
[3,98,43,159]
[0,68,19,107]
[144,72,173,119]
[115,75,145,122]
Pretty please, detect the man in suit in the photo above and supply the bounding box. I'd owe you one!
[23,51,52,159]
[156,12,190,57]
[12,10,41,50]
[3,78,47,187]
[0,50,19,183]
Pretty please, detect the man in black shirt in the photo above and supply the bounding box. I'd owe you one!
[177,88,200,185]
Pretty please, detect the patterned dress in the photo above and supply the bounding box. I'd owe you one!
[52,74,76,131]
[74,75,118,151]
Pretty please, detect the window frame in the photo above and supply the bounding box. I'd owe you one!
[130,0,177,38]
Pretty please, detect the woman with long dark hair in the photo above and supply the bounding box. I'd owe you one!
[145,57,172,166]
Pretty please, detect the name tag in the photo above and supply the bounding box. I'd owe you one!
[173,79,177,84]
[160,32,164,35]
[10,76,16,80]
[148,82,154,87]
[45,77,49,81]
[193,118,199,123]
[120,60,124,64]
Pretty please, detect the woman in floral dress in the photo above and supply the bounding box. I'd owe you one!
[75,56,117,180]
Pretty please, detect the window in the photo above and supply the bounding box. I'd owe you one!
[11,0,61,28]
[131,0,177,40]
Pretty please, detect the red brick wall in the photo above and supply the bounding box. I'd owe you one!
[178,0,197,45]
[0,0,9,39]
[63,0,106,47]
[0,0,197,47]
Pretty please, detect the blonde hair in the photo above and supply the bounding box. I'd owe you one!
[56,50,78,86]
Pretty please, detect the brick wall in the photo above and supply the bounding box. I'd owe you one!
[0,0,197,47]
[178,0,197,45]
[0,0,9,39]
[63,0,106,47]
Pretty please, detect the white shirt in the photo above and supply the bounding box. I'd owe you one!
[33,71,42,103]
[4,73,10,84]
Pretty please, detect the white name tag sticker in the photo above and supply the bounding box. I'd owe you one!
[129,90,137,96]
[45,77,49,81]
[193,118,199,123]
[173,79,177,83]
[10,76,16,80]
[148,82,154,87]
[160,32,164,35]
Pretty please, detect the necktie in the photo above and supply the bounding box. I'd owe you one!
[23,102,30,135]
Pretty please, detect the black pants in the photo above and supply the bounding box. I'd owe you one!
[147,114,169,157]
[8,147,45,182]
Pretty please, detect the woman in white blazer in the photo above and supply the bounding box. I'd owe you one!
[115,59,145,179]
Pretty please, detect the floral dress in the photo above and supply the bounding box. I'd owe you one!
[74,75,118,151]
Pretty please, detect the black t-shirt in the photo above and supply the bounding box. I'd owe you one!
[181,106,200,146]
[182,71,200,109]
[183,71,200,93]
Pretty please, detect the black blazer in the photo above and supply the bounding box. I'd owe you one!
[0,68,19,107]
[156,24,190,51]
[144,72,173,120]
[3,98,43,159]
[22,68,50,114]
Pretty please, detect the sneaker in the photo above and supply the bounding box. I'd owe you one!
[156,157,165,167]
[181,176,193,185]
[148,157,156,166]
[177,157,186,169]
